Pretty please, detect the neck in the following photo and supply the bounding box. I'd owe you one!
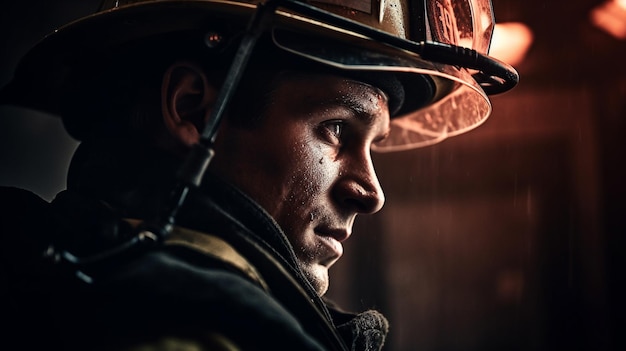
[67,137,182,219]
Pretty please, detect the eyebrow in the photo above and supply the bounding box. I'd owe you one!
[302,91,391,141]
[330,94,392,142]
[330,93,387,126]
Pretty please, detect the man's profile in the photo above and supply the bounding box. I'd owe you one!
[0,1,517,350]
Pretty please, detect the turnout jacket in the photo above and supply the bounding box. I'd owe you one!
[0,174,388,351]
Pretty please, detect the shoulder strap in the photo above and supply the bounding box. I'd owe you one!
[165,225,270,292]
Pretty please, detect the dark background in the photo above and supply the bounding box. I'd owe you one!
[1,1,625,350]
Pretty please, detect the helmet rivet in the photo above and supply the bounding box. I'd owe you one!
[204,31,223,49]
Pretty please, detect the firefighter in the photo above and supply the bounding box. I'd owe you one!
[0,1,517,350]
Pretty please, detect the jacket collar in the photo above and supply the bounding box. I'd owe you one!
[179,172,300,270]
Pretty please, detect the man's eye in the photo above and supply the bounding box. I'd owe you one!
[324,121,343,139]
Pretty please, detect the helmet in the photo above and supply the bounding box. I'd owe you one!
[0,0,518,150]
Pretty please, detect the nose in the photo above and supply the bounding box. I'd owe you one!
[334,150,385,215]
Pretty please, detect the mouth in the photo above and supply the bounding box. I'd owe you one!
[314,228,347,266]
[316,226,350,242]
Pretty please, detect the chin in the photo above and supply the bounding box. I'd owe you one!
[299,263,330,296]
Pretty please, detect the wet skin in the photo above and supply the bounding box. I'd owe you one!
[210,73,390,295]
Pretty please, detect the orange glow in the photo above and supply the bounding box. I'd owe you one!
[490,22,534,66]
[590,0,626,39]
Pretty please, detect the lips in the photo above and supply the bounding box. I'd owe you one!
[314,227,347,266]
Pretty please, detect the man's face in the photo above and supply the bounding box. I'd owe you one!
[211,73,389,295]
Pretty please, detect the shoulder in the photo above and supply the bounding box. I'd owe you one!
[67,247,326,350]
[0,188,327,350]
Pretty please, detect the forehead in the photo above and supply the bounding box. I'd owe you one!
[272,72,390,120]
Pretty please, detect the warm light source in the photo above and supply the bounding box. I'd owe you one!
[590,0,626,39]
[490,22,534,66]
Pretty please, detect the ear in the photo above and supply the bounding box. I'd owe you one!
[161,60,216,147]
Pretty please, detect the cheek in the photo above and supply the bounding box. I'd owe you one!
[276,143,338,226]
[293,143,337,201]
[283,144,321,205]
